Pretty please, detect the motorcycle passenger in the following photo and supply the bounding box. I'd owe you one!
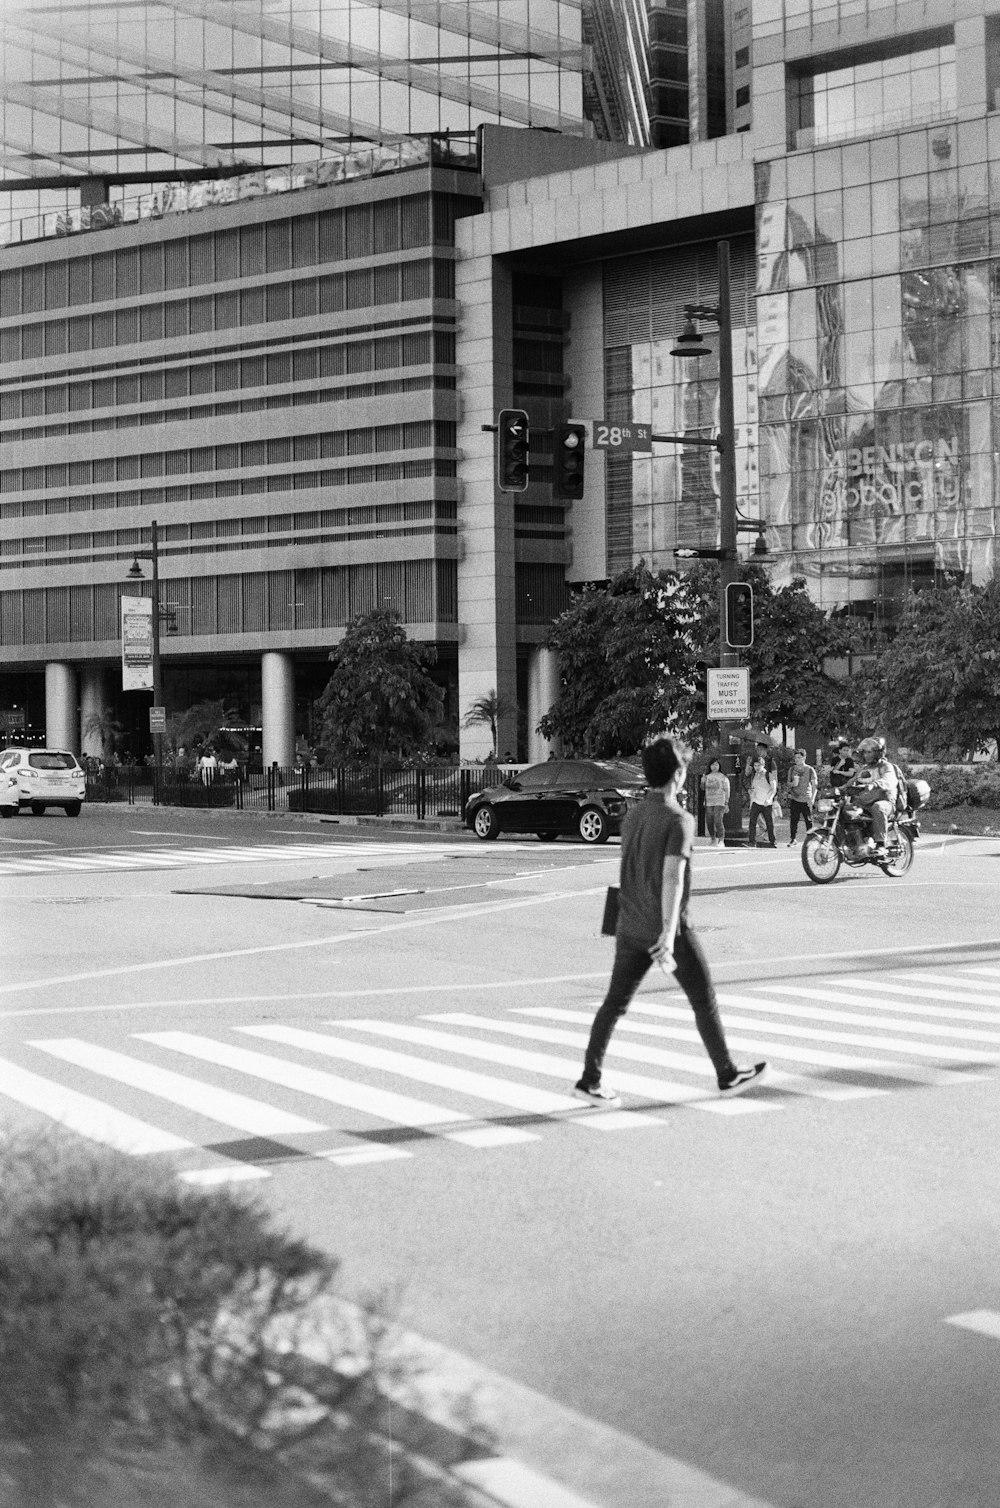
[846,737,898,860]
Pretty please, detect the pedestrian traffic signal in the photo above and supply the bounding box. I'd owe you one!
[553,422,586,500]
[725,581,754,648]
[497,408,529,492]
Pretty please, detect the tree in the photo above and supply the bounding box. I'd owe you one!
[537,563,703,756]
[536,562,853,756]
[854,579,1000,758]
[167,698,239,755]
[462,689,515,757]
[315,608,443,764]
[81,708,122,762]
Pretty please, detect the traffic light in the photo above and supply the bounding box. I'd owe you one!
[553,422,586,501]
[725,581,754,648]
[497,408,529,492]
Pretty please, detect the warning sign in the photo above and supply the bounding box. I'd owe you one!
[707,667,750,720]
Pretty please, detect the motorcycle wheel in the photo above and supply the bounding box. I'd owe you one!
[879,830,914,877]
[801,831,842,884]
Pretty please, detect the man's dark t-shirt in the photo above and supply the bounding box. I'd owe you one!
[617,792,694,949]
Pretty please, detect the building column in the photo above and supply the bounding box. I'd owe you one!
[45,662,78,752]
[261,652,295,768]
[526,646,561,764]
[79,666,108,760]
[455,255,519,761]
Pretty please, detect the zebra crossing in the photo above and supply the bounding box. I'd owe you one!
[1,964,997,1184]
[0,838,486,878]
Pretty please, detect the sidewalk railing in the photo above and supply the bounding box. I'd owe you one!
[84,763,515,819]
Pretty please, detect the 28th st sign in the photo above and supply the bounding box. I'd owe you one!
[591,421,652,452]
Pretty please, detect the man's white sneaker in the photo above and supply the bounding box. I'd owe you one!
[573,1081,621,1106]
[718,1062,767,1097]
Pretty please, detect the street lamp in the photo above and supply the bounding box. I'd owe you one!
[670,240,745,841]
[126,518,165,795]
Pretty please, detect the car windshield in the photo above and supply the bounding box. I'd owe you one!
[28,752,77,770]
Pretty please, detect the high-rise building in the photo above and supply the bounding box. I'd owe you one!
[0,2,650,759]
[647,0,742,149]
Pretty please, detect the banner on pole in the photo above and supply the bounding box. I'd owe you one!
[122,597,153,691]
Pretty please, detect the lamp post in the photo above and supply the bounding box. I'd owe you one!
[127,518,165,797]
[670,240,747,841]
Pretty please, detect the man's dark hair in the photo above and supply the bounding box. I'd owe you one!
[641,735,688,789]
[756,740,769,749]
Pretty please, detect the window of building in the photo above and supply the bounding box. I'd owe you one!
[736,84,751,107]
[789,34,955,150]
[735,46,750,70]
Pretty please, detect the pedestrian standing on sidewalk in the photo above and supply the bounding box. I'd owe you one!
[785,748,818,845]
[747,755,778,847]
[700,757,730,848]
[573,735,766,1106]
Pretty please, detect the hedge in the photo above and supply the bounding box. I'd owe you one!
[0,1132,482,1508]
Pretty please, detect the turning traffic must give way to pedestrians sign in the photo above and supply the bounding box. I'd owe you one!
[707,667,750,720]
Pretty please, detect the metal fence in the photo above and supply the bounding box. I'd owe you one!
[84,763,515,819]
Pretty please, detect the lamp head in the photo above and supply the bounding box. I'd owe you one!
[671,318,713,359]
[127,558,144,579]
[753,531,769,558]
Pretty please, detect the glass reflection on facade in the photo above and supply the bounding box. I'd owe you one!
[790,41,956,150]
[754,118,999,618]
[0,0,650,244]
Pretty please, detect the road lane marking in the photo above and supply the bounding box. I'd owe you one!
[944,1311,1000,1340]
[454,1457,605,1508]
[240,1024,584,1116]
[321,1145,413,1167]
[519,1007,880,1101]
[136,1030,511,1148]
[179,1166,272,1185]
[386,1016,773,1116]
[0,1056,191,1155]
[722,991,1000,1042]
[474,1010,969,1087]
[771,983,1000,1027]
[29,1038,328,1137]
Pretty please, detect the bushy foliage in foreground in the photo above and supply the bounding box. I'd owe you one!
[0,1133,482,1508]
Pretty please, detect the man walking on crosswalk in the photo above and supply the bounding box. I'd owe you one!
[574,735,766,1106]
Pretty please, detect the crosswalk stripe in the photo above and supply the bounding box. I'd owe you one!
[0,1055,191,1155]
[517,1007,879,1101]
[137,1029,481,1134]
[770,983,1000,1027]
[955,967,1000,980]
[329,1019,672,1126]
[473,1009,966,1086]
[834,977,1000,1010]
[29,1038,328,1137]
[180,1166,272,1185]
[720,991,1000,1043]
[241,1024,578,1116]
[708,1000,998,1066]
[897,970,1000,994]
[409,1014,775,1115]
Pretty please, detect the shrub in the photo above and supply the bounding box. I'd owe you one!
[920,765,1000,810]
[0,1132,483,1507]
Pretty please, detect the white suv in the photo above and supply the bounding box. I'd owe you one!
[0,748,87,817]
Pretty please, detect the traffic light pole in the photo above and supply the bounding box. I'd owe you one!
[714,243,744,842]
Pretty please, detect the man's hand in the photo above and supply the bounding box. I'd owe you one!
[649,930,675,965]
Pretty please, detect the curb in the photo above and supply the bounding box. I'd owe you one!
[83,801,468,836]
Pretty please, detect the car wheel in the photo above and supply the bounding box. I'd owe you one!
[578,806,609,844]
[537,832,559,842]
[64,802,82,817]
[472,805,500,840]
[30,804,45,816]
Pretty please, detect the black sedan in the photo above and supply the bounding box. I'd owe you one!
[464,758,646,844]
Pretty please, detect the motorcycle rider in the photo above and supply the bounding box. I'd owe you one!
[845,736,897,860]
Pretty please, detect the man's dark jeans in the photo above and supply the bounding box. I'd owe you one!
[582,925,735,1088]
[788,798,813,840]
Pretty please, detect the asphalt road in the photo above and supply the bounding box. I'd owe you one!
[2,804,1000,1508]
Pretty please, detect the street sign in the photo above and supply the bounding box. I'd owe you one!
[149,706,167,734]
[0,709,26,735]
[707,667,749,721]
[591,420,652,452]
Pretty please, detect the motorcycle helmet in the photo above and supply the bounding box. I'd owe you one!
[857,735,886,761]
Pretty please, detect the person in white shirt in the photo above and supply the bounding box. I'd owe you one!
[747,755,778,848]
[197,748,218,786]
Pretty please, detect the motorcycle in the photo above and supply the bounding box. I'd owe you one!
[800,778,930,885]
